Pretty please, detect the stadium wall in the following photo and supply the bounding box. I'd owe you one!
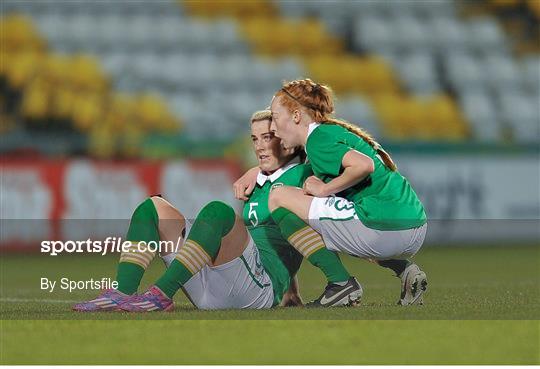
[1,155,538,251]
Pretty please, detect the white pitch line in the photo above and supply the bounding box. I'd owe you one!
[0,297,78,304]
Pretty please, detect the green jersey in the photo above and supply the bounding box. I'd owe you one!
[242,159,312,305]
[306,123,427,231]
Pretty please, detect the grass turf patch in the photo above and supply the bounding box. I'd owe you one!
[1,320,538,364]
[1,244,539,363]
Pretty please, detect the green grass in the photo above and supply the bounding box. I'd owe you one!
[1,245,539,364]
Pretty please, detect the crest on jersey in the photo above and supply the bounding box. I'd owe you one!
[271,182,284,191]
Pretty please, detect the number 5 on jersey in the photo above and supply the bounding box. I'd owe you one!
[249,203,259,226]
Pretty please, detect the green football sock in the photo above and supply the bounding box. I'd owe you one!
[271,207,350,283]
[155,201,236,298]
[116,197,159,295]
[378,259,411,277]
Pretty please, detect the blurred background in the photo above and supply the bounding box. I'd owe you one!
[1,0,539,246]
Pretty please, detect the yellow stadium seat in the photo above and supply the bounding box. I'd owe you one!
[242,17,295,56]
[20,78,49,120]
[184,0,275,18]
[135,94,171,131]
[4,51,44,89]
[50,87,76,120]
[88,123,115,159]
[295,20,342,56]
[424,96,468,140]
[306,55,338,90]
[0,15,45,52]
[42,55,72,85]
[104,94,137,134]
[71,93,104,132]
[69,55,108,92]
[527,0,540,18]
[357,57,400,96]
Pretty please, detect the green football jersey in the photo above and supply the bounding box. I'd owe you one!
[306,123,427,231]
[242,160,312,306]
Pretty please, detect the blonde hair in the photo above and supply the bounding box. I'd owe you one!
[250,109,272,124]
[275,78,397,171]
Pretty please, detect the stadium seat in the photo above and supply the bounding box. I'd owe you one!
[392,15,431,50]
[392,51,440,95]
[444,52,487,92]
[334,95,382,138]
[71,93,104,132]
[497,92,540,143]
[2,51,44,89]
[353,15,394,53]
[458,90,502,141]
[521,56,540,94]
[483,52,523,92]
[20,78,50,120]
[424,95,468,140]
[429,16,469,51]
[1,14,45,52]
[467,18,507,52]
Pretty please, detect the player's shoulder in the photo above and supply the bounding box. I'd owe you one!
[279,163,312,185]
[307,123,343,146]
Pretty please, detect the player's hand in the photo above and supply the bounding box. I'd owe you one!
[233,166,259,201]
[303,176,328,197]
[280,292,304,307]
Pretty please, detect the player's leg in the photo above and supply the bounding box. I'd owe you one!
[119,200,251,311]
[73,196,185,311]
[308,194,428,306]
[377,224,428,305]
[268,186,361,307]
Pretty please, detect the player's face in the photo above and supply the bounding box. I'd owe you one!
[251,120,294,173]
[270,97,301,149]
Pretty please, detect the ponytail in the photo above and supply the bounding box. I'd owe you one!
[277,79,397,171]
[325,118,397,171]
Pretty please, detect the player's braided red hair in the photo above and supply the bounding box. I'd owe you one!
[275,79,397,171]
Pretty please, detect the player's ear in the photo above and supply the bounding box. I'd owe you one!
[293,109,301,124]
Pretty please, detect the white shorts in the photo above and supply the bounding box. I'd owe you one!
[182,236,274,310]
[308,196,427,260]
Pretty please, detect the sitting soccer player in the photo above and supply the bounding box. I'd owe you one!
[73,109,319,311]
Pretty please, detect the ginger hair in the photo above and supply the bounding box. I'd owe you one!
[275,78,397,171]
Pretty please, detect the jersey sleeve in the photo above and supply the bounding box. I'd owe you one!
[307,132,351,177]
[279,163,313,188]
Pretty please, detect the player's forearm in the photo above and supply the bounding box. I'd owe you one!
[288,275,300,294]
[233,166,260,200]
[323,165,370,196]
[280,276,303,307]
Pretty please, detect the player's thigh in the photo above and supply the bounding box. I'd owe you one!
[213,213,249,266]
[309,196,427,259]
[183,238,274,310]
[268,186,312,220]
[150,196,185,255]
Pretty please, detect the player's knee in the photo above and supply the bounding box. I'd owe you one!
[268,186,287,211]
[151,196,184,222]
[131,197,158,221]
[198,201,235,235]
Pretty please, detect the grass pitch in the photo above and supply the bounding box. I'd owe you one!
[1,244,539,364]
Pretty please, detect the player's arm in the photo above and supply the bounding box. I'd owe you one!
[303,150,374,197]
[233,166,259,201]
[280,275,303,307]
